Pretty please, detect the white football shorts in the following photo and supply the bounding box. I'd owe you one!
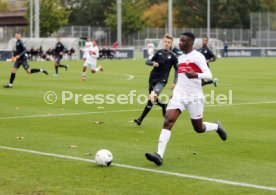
[84,59,97,70]
[167,95,204,119]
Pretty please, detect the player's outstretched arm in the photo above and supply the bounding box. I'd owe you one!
[145,59,154,66]
[184,68,212,80]
[19,41,27,58]
[208,49,217,62]
[145,50,159,66]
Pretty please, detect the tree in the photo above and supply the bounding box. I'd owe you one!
[0,0,12,11]
[66,0,112,26]
[25,0,70,37]
[174,0,207,28]
[212,0,243,28]
[212,0,276,28]
[173,0,276,29]
[105,0,147,36]
[142,2,179,28]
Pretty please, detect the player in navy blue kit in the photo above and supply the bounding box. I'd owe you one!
[134,34,178,126]
[198,37,217,87]
[53,36,68,76]
[3,32,48,88]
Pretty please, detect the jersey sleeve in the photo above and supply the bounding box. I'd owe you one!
[145,50,158,66]
[94,47,99,58]
[197,53,212,80]
[19,41,27,58]
[82,47,87,58]
[208,48,216,62]
[150,50,158,61]
[61,43,65,52]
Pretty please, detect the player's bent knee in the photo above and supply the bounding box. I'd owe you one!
[11,67,18,73]
[163,116,175,129]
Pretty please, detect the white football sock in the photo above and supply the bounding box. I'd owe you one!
[95,67,100,72]
[203,122,219,132]
[157,129,171,158]
[82,72,86,77]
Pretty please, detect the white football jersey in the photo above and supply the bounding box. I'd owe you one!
[147,42,155,56]
[82,41,92,59]
[85,45,99,65]
[174,49,212,99]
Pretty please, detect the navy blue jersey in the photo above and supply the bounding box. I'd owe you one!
[146,49,178,84]
[198,45,216,65]
[54,41,65,57]
[14,39,27,61]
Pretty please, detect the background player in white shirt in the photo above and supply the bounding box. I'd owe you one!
[81,40,103,81]
[147,41,155,59]
[145,32,227,166]
[82,37,92,62]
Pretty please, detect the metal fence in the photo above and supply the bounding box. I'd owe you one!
[57,26,253,50]
[251,12,276,47]
[0,26,254,50]
[0,26,28,49]
[2,12,276,49]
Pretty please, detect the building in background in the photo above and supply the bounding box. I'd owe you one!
[0,8,27,27]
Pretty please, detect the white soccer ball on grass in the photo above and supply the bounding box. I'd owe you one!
[95,149,113,167]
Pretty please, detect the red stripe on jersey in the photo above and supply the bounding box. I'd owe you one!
[89,51,96,55]
[178,63,202,73]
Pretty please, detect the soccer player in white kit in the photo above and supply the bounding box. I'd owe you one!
[82,38,92,62]
[145,32,227,166]
[147,41,155,59]
[81,40,103,81]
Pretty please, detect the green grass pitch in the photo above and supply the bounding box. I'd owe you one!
[0,57,276,194]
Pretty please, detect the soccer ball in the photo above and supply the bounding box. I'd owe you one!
[95,149,113,166]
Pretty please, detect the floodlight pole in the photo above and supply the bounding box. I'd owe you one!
[168,0,173,36]
[34,0,40,38]
[117,0,122,47]
[207,0,210,38]
[30,0,33,38]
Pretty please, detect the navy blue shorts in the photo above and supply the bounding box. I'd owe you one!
[13,60,29,70]
[148,81,166,95]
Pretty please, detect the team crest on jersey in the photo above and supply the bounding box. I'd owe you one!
[168,55,171,59]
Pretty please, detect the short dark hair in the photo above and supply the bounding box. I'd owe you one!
[182,32,195,42]
[15,32,21,35]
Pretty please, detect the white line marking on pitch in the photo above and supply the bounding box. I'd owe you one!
[205,101,276,107]
[0,108,146,120]
[0,101,276,120]
[0,146,275,192]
